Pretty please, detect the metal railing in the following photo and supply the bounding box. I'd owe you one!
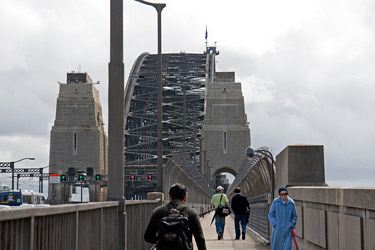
[248,194,270,240]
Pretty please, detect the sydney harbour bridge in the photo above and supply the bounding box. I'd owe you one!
[124,47,222,199]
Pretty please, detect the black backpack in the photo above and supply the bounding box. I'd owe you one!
[157,205,192,250]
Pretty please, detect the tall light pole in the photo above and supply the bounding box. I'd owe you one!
[246,146,275,200]
[10,158,35,190]
[135,0,166,192]
[108,0,125,249]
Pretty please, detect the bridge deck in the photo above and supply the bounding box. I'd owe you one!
[195,212,270,250]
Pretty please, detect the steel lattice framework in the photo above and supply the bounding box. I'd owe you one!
[125,52,209,166]
[125,49,215,199]
[123,50,216,198]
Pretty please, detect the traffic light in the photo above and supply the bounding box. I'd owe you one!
[95,174,101,181]
[61,175,67,182]
[68,167,75,176]
[129,173,135,181]
[87,167,93,176]
[147,174,153,181]
[78,174,84,182]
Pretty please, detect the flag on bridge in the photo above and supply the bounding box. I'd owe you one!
[205,26,208,41]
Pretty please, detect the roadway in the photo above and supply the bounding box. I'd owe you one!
[194,212,270,250]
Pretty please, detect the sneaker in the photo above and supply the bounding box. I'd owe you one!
[242,232,246,240]
[218,232,222,240]
[235,237,240,240]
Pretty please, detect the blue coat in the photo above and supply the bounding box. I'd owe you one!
[268,196,298,250]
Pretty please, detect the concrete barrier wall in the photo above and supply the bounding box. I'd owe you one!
[125,199,162,250]
[0,200,162,250]
[289,186,375,250]
[0,202,119,250]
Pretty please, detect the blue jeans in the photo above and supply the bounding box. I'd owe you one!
[215,214,226,236]
[234,214,247,238]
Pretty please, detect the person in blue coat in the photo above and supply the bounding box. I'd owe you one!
[268,186,298,250]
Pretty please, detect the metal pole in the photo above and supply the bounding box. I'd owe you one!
[182,84,186,152]
[52,183,55,205]
[202,150,207,178]
[206,160,210,182]
[17,174,19,190]
[156,5,164,193]
[39,168,43,193]
[193,118,197,166]
[81,182,83,203]
[108,0,125,249]
[134,0,165,193]
[10,162,14,190]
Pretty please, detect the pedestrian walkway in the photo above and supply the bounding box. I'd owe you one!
[194,212,270,250]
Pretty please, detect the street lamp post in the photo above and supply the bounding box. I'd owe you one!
[10,158,36,190]
[135,0,166,192]
[246,146,275,200]
[108,0,125,248]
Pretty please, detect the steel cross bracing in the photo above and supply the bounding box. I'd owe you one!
[0,162,11,168]
[0,168,44,174]
[124,52,209,198]
[125,53,206,165]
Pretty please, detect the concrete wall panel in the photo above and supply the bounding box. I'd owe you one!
[327,211,339,250]
[365,218,375,250]
[304,207,326,248]
[295,206,303,238]
[338,213,361,250]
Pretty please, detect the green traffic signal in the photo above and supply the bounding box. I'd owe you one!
[61,175,66,182]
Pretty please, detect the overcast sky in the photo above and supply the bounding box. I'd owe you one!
[1,0,374,193]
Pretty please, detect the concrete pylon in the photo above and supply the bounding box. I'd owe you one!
[201,72,250,179]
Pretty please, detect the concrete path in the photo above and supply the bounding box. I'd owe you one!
[194,212,270,250]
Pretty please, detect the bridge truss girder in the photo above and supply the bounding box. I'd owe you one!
[124,52,209,199]
[125,53,206,166]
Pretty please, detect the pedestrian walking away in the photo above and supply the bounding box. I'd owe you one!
[144,183,207,250]
[231,187,250,240]
[268,186,298,250]
[211,186,229,240]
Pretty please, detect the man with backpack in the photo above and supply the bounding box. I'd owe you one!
[144,183,207,250]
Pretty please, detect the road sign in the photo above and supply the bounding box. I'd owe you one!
[50,173,61,184]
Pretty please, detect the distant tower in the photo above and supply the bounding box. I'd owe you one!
[48,72,107,204]
[201,71,250,180]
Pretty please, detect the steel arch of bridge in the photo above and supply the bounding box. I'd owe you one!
[124,51,215,198]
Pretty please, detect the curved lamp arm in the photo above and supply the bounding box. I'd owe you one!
[245,146,275,200]
[134,0,166,9]
[13,158,35,163]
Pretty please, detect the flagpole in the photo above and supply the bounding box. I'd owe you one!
[205,25,208,50]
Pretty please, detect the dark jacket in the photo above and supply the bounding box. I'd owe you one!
[231,193,249,215]
[144,200,207,250]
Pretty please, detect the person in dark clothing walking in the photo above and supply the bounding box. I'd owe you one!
[231,187,250,240]
[144,183,207,250]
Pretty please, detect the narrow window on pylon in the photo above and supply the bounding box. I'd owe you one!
[73,132,78,155]
[223,131,227,149]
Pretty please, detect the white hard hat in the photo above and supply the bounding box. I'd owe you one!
[217,186,224,191]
